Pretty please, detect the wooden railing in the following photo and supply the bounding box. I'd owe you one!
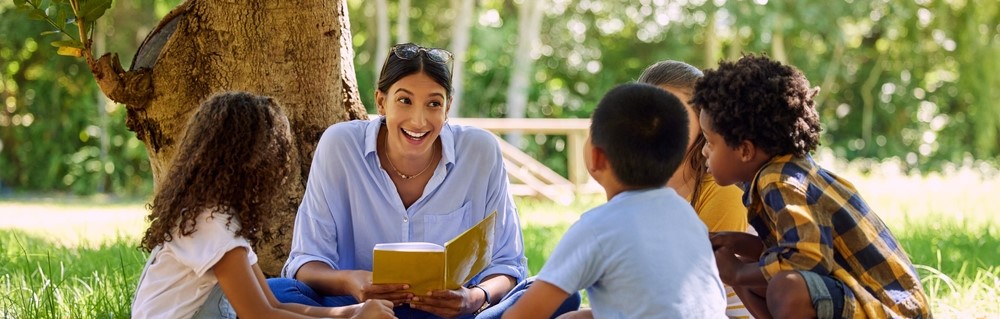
[369,116,599,202]
[449,118,599,202]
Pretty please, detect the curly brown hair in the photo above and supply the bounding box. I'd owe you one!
[140,91,292,252]
[691,54,822,157]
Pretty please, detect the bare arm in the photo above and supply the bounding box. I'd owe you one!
[296,261,413,306]
[215,248,396,319]
[214,247,320,319]
[710,231,764,261]
[713,246,768,288]
[502,279,570,319]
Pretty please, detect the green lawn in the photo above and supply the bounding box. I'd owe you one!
[2,170,999,318]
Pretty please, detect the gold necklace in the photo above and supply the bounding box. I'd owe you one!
[383,131,436,180]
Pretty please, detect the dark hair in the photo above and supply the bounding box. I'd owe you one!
[377,44,453,97]
[140,91,292,252]
[691,54,821,157]
[638,60,708,203]
[637,60,704,93]
[591,83,689,188]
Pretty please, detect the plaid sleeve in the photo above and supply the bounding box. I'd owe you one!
[756,178,831,280]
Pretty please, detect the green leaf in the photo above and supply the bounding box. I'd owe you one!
[14,0,27,7]
[57,6,69,29]
[51,40,84,49]
[78,0,113,22]
[27,8,47,20]
[40,30,62,36]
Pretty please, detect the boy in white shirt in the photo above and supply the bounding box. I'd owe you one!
[503,83,727,318]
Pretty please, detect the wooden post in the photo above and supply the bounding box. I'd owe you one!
[567,131,588,190]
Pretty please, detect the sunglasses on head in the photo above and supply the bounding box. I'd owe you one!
[389,43,454,70]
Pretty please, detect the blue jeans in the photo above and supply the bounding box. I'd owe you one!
[267,276,581,319]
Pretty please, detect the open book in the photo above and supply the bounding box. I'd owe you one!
[372,211,496,295]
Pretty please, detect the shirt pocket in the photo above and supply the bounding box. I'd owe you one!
[422,201,473,244]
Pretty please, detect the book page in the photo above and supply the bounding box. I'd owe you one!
[373,242,444,252]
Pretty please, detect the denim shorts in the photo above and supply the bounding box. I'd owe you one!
[191,284,237,319]
[797,270,846,319]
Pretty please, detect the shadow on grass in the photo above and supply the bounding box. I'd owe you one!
[1,228,147,319]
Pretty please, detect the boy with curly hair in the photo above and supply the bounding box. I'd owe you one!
[692,55,930,319]
[503,83,727,318]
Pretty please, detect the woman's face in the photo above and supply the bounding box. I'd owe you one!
[376,72,451,159]
[659,85,699,152]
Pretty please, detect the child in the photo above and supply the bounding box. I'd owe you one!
[503,83,727,318]
[131,92,395,319]
[638,60,754,319]
[692,55,931,319]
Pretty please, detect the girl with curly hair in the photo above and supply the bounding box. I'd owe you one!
[131,91,394,319]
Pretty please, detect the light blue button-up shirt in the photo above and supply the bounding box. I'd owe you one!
[282,117,527,285]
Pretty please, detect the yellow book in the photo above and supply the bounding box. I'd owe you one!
[372,211,496,296]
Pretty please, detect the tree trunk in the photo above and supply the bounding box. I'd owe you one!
[397,0,411,44]
[91,0,365,275]
[374,0,391,84]
[703,5,719,68]
[448,0,476,117]
[504,0,544,147]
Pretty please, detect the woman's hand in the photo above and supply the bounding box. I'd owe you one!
[409,287,479,319]
[710,231,764,261]
[349,299,396,319]
[342,270,412,306]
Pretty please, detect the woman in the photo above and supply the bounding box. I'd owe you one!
[639,60,754,319]
[269,43,577,319]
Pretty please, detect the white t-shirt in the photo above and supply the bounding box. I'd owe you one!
[537,188,727,318]
[132,210,257,319]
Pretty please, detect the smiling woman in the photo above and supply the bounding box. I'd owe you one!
[266,43,579,319]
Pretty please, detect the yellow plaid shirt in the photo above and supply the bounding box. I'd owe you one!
[744,155,931,318]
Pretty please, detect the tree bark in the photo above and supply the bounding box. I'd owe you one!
[91,0,364,275]
[374,0,390,85]
[448,0,476,117]
[397,0,411,44]
[504,0,544,147]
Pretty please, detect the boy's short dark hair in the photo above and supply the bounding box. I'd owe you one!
[591,83,689,188]
[691,54,822,157]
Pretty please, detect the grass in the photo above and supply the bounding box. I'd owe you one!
[1,230,146,319]
[2,167,999,318]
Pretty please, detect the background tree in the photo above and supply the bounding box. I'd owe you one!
[448,0,476,116]
[4,0,999,269]
[503,0,544,147]
[8,0,366,274]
